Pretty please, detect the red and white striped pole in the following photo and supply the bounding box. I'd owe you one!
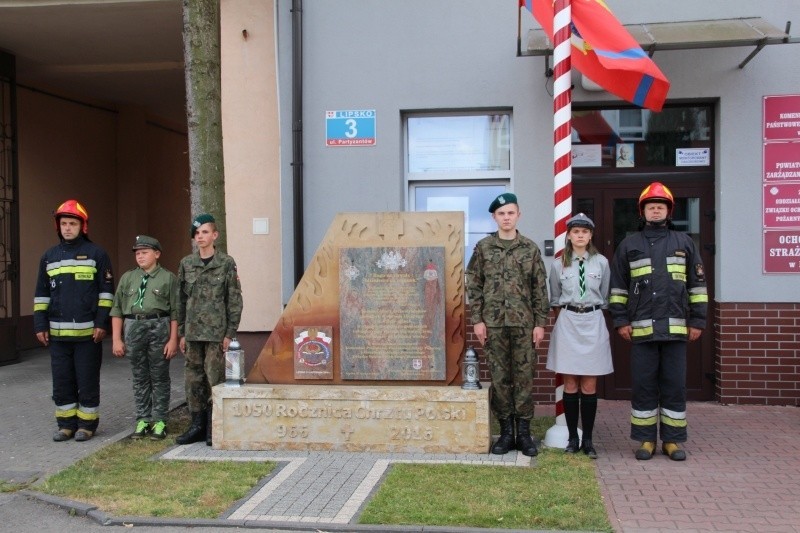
[544,0,576,449]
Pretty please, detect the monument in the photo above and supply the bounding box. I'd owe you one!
[212,212,490,453]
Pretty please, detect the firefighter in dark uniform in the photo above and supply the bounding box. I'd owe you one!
[609,182,708,461]
[34,200,115,442]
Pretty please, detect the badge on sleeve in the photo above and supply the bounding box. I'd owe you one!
[694,263,705,282]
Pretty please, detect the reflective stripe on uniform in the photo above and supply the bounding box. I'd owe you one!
[631,319,653,337]
[669,317,687,335]
[49,320,95,337]
[77,404,100,421]
[666,256,686,266]
[690,287,709,303]
[631,407,658,427]
[46,259,98,278]
[609,288,628,305]
[98,292,114,308]
[671,273,687,282]
[660,407,687,428]
[630,259,653,278]
[55,402,78,418]
[34,296,50,311]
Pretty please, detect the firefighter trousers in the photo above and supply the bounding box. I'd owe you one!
[630,340,687,443]
[50,339,102,432]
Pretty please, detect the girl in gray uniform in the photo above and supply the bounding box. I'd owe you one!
[546,213,613,458]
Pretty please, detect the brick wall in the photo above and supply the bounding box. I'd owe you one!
[716,303,800,406]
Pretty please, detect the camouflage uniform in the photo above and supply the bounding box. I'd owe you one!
[110,264,179,424]
[178,251,243,412]
[466,231,549,420]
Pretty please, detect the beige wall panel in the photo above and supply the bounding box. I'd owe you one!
[221,0,283,332]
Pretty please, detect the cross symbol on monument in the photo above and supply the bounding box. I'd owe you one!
[377,213,404,240]
[340,424,355,441]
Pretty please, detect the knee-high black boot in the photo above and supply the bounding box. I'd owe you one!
[176,409,206,445]
[491,417,516,454]
[515,418,539,457]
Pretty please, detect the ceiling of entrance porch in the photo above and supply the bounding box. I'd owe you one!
[0,0,185,126]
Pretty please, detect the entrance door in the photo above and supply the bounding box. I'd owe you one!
[573,179,715,401]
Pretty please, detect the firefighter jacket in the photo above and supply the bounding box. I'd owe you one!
[609,225,708,343]
[33,236,115,342]
[466,231,549,329]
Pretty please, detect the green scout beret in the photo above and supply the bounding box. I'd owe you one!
[191,213,215,237]
[488,192,518,213]
[132,235,161,251]
[566,212,595,230]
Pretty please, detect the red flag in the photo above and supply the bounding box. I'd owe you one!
[527,0,670,111]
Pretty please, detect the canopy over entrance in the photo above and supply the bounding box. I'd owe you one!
[523,17,800,68]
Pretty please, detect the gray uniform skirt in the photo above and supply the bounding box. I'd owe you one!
[546,309,614,376]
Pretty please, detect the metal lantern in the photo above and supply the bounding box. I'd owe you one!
[461,345,481,390]
[225,337,245,387]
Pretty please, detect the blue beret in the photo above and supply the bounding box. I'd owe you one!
[132,235,162,251]
[566,213,595,230]
[488,192,518,213]
[191,213,215,236]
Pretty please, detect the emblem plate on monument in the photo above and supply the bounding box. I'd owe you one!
[293,327,334,379]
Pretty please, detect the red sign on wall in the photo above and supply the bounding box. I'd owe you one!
[764,95,800,141]
[763,182,800,228]
[763,229,800,273]
[763,142,800,181]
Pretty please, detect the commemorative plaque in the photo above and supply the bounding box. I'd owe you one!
[339,246,445,381]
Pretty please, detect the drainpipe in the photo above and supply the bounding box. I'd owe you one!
[291,0,304,286]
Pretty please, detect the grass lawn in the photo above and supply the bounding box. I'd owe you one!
[36,409,612,531]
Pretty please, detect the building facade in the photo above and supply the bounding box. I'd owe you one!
[2,0,798,405]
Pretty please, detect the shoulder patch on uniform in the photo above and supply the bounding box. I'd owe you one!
[695,263,705,280]
[105,269,114,280]
[674,250,686,257]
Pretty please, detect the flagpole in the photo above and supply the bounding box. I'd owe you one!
[543,0,576,451]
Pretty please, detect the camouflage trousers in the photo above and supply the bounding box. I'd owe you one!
[184,340,224,413]
[485,326,537,420]
[124,317,171,423]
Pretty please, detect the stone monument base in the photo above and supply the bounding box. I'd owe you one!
[212,384,490,453]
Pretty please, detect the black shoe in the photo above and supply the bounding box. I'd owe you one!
[53,429,74,442]
[491,417,516,455]
[565,437,580,453]
[515,418,539,457]
[581,438,598,459]
[176,410,207,445]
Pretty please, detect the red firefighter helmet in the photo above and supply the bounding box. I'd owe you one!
[54,199,90,235]
[638,182,674,216]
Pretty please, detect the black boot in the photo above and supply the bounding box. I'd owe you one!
[206,408,213,447]
[491,417,516,455]
[176,409,206,445]
[515,418,539,457]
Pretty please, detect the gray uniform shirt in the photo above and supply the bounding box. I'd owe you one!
[548,252,610,309]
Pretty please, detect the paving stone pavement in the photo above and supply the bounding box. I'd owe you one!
[163,445,532,525]
[4,344,800,532]
[0,341,185,485]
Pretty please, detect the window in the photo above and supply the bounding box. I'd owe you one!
[405,111,512,265]
[572,104,714,169]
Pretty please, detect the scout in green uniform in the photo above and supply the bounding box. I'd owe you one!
[466,193,549,456]
[110,235,179,439]
[176,214,243,446]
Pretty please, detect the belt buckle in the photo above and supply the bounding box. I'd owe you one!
[575,304,587,311]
